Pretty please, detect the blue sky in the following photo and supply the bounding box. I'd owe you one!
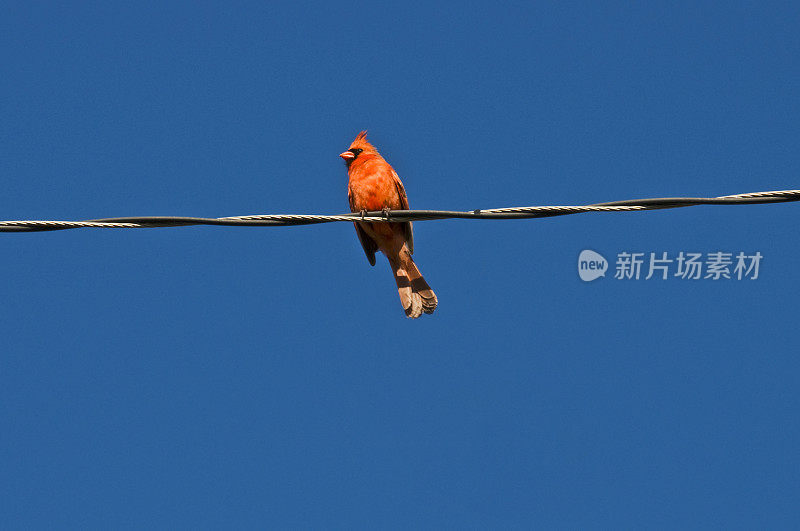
[1,1,798,528]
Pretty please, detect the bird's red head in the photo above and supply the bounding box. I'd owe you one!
[339,130,377,165]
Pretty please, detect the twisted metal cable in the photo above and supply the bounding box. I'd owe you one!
[1,189,797,233]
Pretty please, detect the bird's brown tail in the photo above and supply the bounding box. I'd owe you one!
[389,248,437,318]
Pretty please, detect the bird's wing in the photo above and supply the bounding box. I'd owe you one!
[391,169,414,254]
[349,186,378,266]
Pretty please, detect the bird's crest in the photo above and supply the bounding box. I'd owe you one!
[349,130,376,152]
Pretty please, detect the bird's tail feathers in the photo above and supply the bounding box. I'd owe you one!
[389,248,437,319]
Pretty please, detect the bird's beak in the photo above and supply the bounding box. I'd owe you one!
[339,151,355,161]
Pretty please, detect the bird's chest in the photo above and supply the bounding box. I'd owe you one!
[348,174,400,212]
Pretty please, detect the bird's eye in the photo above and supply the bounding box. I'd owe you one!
[349,148,363,157]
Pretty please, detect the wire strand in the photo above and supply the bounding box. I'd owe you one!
[1,189,798,232]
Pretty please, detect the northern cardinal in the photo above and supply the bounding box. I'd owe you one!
[340,131,437,318]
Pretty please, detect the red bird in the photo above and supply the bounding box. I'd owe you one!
[340,131,437,318]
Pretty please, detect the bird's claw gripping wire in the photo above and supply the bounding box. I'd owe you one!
[356,208,390,221]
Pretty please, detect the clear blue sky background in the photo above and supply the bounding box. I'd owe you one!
[2,2,798,528]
